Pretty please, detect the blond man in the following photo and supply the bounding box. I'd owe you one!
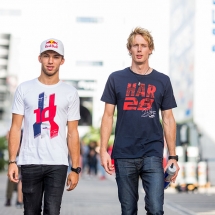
[100,27,179,215]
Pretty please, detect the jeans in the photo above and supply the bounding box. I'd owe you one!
[21,165,68,215]
[115,156,164,215]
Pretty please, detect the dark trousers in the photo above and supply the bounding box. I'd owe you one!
[6,179,17,199]
[21,165,68,215]
[115,156,164,215]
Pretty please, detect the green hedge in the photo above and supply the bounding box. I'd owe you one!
[0,136,7,171]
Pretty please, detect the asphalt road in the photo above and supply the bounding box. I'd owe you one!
[0,171,214,215]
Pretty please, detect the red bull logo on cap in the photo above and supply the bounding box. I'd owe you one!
[45,40,58,49]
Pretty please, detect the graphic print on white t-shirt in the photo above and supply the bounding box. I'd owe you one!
[33,92,59,139]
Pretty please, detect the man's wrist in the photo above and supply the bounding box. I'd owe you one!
[100,147,108,152]
[168,155,178,161]
[8,160,17,165]
[71,167,82,174]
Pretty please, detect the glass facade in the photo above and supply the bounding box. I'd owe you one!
[169,0,195,122]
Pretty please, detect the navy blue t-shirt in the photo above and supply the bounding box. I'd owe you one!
[101,67,177,159]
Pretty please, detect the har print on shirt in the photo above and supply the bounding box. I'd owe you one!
[123,83,156,118]
[33,92,59,139]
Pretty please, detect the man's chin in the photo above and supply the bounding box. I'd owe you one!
[42,69,58,77]
[135,61,145,65]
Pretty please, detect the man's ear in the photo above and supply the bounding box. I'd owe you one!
[38,55,42,63]
[128,49,132,56]
[60,58,65,65]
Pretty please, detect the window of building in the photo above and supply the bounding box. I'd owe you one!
[0,9,21,16]
[0,92,6,101]
[79,97,93,126]
[76,17,103,23]
[76,61,103,67]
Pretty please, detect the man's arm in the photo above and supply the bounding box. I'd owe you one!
[8,114,23,183]
[100,103,115,175]
[66,120,80,191]
[161,109,179,182]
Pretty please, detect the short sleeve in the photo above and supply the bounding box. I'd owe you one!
[101,74,117,105]
[160,77,177,110]
[67,90,81,121]
[12,85,25,115]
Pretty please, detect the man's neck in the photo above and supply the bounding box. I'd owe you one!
[38,75,60,85]
[130,63,150,75]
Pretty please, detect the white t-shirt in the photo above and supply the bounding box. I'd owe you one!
[12,78,80,165]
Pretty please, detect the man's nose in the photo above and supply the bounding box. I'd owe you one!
[137,45,141,51]
[48,57,53,63]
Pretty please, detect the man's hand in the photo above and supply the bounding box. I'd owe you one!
[100,150,114,175]
[7,163,19,183]
[164,159,180,183]
[66,172,79,191]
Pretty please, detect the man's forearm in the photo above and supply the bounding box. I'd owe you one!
[100,114,113,152]
[68,130,80,168]
[8,128,21,161]
[163,116,176,156]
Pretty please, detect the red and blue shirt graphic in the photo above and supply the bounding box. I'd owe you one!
[11,78,81,165]
[33,92,59,139]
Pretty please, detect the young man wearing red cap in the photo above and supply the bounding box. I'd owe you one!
[8,38,81,214]
[100,27,179,215]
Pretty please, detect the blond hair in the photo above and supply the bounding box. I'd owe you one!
[127,27,155,54]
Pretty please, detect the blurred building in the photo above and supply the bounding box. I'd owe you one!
[1,1,215,181]
[194,0,215,144]
[169,0,195,122]
[0,34,11,121]
[168,0,215,147]
[193,0,215,184]
[169,0,215,185]
[0,0,170,137]
[0,5,22,135]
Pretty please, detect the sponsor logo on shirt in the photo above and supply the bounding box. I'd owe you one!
[33,92,59,138]
[141,108,156,118]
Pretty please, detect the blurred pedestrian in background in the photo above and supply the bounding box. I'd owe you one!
[16,129,23,209]
[87,141,98,176]
[95,142,106,180]
[100,27,179,215]
[7,38,81,215]
[5,131,16,207]
[81,141,89,174]
[5,130,23,208]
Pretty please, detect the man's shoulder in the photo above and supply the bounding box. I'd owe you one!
[17,78,37,89]
[152,69,168,77]
[109,67,130,78]
[20,78,37,85]
[152,69,170,81]
[60,81,78,92]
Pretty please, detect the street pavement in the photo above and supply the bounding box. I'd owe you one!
[0,171,215,215]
